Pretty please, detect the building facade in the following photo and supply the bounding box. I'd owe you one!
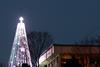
[39,44,100,67]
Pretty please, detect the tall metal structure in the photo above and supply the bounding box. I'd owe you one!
[8,17,32,67]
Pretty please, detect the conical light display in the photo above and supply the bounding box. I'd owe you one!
[8,17,32,67]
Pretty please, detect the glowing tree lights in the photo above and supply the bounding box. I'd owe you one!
[8,17,32,67]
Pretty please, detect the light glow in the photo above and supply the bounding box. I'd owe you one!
[20,47,25,52]
[39,46,54,64]
[19,17,24,23]
[8,17,32,67]
[39,53,46,64]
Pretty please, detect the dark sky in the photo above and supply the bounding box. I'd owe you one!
[0,0,100,63]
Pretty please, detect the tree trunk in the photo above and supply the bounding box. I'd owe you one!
[37,59,39,67]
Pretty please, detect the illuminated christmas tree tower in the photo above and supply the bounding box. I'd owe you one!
[8,17,32,67]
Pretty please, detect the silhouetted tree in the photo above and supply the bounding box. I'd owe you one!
[27,31,54,67]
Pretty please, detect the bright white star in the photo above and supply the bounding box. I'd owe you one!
[19,17,24,23]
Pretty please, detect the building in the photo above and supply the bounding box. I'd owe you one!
[39,44,100,67]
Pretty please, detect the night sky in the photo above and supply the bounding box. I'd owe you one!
[0,0,100,63]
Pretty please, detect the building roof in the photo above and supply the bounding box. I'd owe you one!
[53,43,100,47]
